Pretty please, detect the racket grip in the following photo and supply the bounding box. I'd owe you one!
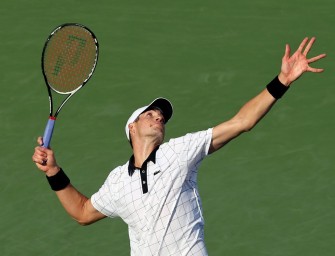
[42,116,56,148]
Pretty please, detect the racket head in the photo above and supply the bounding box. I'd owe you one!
[42,23,99,95]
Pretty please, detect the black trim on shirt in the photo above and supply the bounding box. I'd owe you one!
[127,146,160,194]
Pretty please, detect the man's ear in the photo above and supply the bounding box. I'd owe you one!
[128,123,135,136]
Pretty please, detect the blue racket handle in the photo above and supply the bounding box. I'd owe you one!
[43,117,56,148]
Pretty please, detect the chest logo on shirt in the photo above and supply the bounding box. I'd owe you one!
[153,170,161,176]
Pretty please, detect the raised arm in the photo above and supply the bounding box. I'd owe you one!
[32,137,106,225]
[209,37,326,154]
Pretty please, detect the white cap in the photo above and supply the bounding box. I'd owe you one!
[125,97,173,141]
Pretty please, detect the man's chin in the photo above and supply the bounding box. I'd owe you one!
[154,131,164,144]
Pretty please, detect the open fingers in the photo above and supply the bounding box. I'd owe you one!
[306,53,326,73]
[297,37,309,53]
[308,53,327,64]
[307,67,324,73]
[303,37,316,56]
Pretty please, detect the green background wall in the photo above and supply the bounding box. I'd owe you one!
[1,0,334,255]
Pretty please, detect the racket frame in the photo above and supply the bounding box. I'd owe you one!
[41,23,99,148]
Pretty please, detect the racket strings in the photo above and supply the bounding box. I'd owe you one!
[43,25,97,94]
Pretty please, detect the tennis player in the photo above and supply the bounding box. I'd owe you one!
[32,37,325,255]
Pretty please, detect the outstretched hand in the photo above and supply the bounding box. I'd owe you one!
[278,37,326,86]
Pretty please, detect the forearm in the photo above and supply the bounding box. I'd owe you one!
[54,184,91,224]
[233,74,291,131]
[46,168,104,225]
[210,77,286,153]
[234,88,277,131]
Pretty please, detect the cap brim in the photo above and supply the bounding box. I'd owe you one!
[144,98,173,124]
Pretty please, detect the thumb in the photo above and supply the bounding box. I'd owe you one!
[283,44,290,60]
[37,136,44,147]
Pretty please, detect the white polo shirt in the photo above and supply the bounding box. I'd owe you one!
[91,128,213,256]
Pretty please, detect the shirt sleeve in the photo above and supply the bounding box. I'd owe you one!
[165,128,213,171]
[90,167,122,218]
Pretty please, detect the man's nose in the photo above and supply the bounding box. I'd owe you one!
[156,115,164,123]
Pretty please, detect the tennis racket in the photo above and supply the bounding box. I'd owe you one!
[41,23,99,148]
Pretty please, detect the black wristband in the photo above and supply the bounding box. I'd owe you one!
[266,76,289,99]
[46,168,70,191]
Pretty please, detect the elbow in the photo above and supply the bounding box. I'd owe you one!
[74,217,94,226]
[77,220,91,226]
[231,115,256,134]
[243,124,255,132]
[240,119,256,133]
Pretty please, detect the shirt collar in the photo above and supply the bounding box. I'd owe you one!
[128,146,159,176]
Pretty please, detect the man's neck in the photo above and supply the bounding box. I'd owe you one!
[132,139,160,168]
